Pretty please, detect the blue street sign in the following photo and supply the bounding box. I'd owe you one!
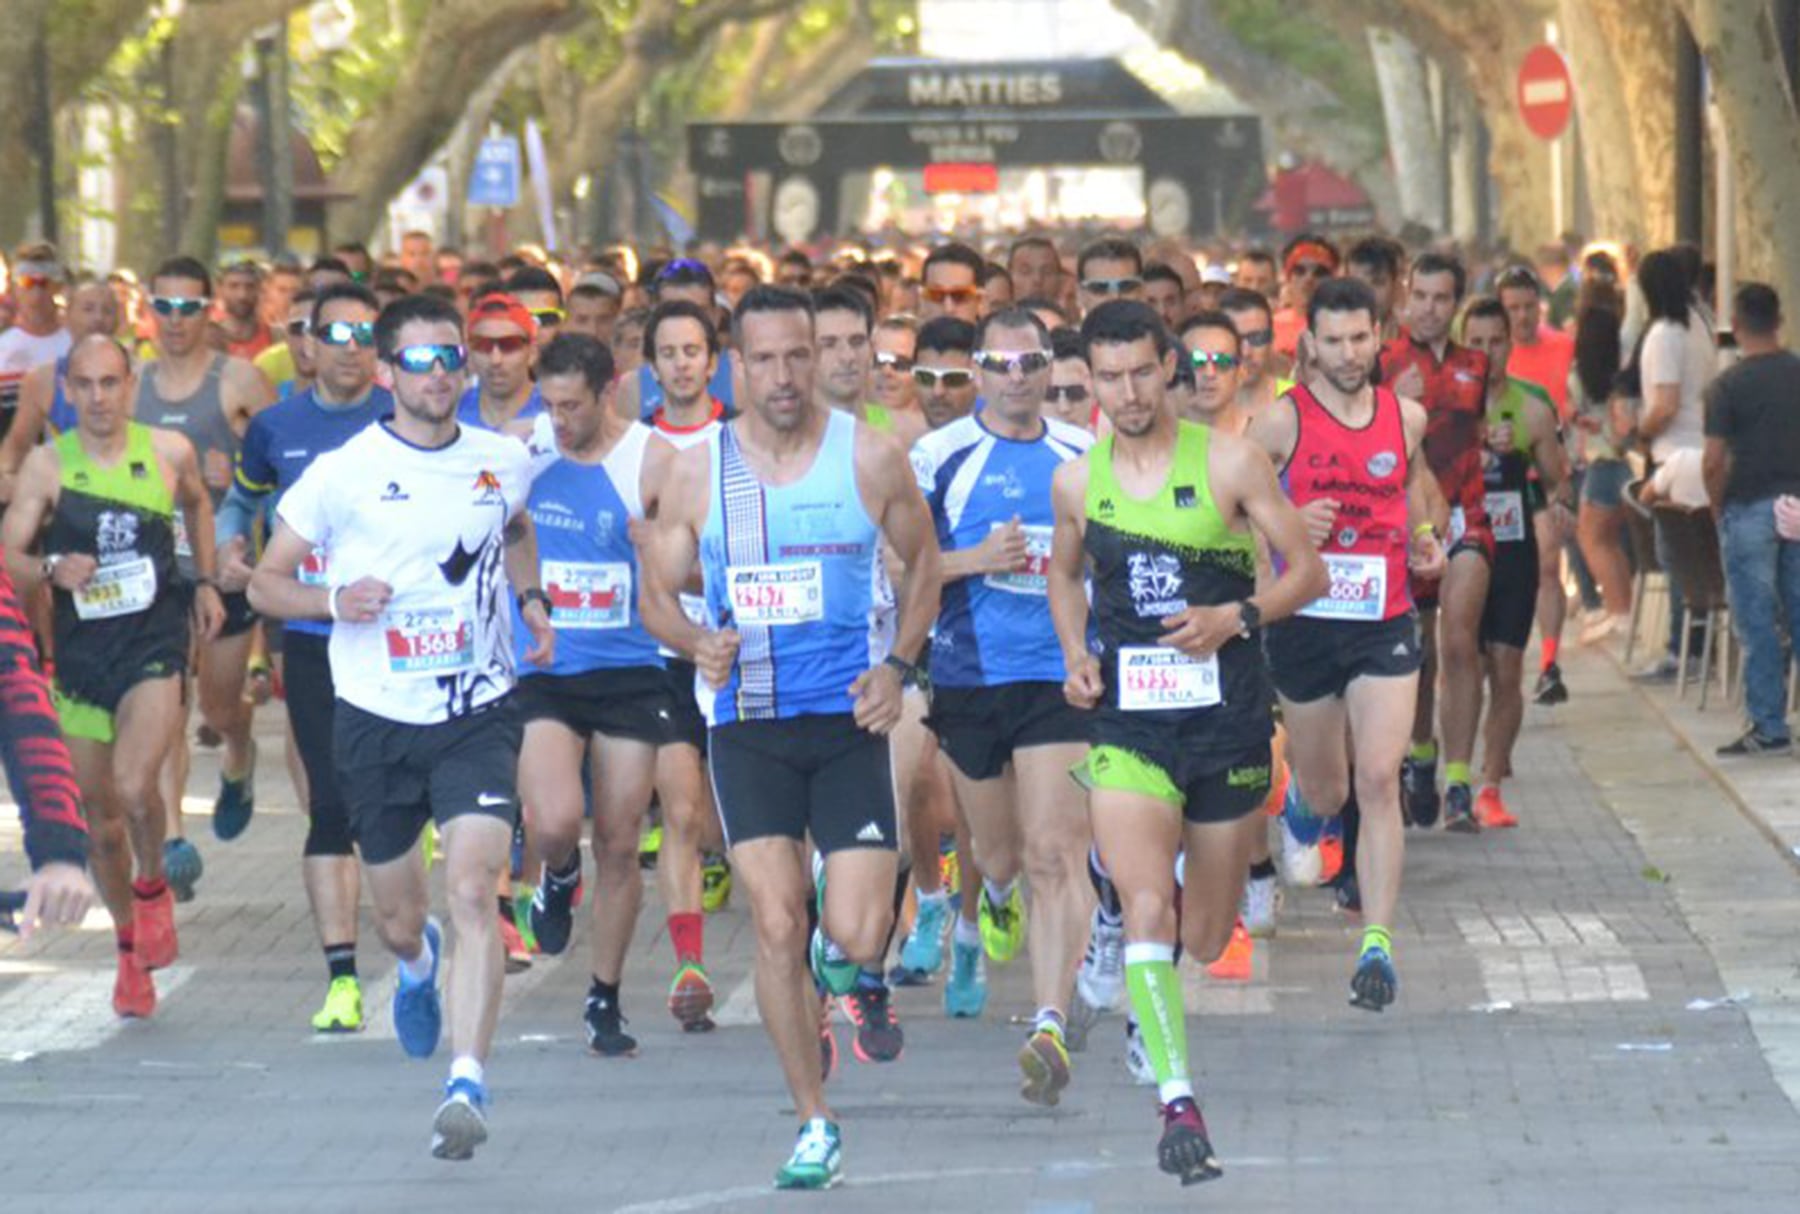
[469,137,521,208]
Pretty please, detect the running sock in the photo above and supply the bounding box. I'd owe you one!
[953,914,982,949]
[589,977,620,1007]
[982,876,1017,907]
[449,1054,484,1089]
[915,887,950,912]
[1033,1006,1066,1040]
[544,853,581,887]
[398,930,435,985]
[1409,739,1438,764]
[1248,858,1277,882]
[1124,942,1192,1105]
[132,876,167,901]
[1541,636,1560,672]
[1087,846,1124,925]
[1339,791,1361,877]
[1444,761,1471,788]
[855,968,886,993]
[1360,925,1393,957]
[668,912,704,966]
[324,942,357,982]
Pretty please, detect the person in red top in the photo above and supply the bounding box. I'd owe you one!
[210,261,275,361]
[1378,252,1492,833]
[1251,277,1446,1013]
[1270,234,1339,365]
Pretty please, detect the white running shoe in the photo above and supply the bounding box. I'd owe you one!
[1242,873,1281,938]
[1278,815,1322,887]
[1124,1019,1156,1086]
[1076,909,1126,1011]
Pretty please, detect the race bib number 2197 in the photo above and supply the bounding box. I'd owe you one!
[726,562,823,626]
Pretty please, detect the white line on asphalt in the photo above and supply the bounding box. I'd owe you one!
[0,964,195,1056]
[712,972,760,1026]
[1455,912,1649,1005]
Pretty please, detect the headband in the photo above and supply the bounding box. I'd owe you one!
[1284,241,1340,275]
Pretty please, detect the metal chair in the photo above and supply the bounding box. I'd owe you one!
[1650,504,1730,707]
[1621,482,1665,666]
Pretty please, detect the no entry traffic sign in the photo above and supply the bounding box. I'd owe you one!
[1517,44,1574,141]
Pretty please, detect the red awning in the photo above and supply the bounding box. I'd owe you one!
[1254,161,1374,232]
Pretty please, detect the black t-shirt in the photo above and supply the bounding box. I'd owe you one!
[1702,349,1800,504]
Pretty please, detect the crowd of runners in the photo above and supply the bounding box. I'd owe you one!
[1,220,1790,1188]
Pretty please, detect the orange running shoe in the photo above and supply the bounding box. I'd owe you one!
[1205,920,1254,982]
[1317,832,1344,885]
[1475,787,1519,829]
[133,885,178,970]
[498,914,533,973]
[113,950,156,1019]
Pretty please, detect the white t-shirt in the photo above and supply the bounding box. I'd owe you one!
[0,326,71,409]
[278,420,532,725]
[1640,315,1716,462]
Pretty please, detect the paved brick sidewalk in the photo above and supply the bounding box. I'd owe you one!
[3,652,1800,1212]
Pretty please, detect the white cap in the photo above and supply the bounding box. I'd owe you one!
[1201,264,1231,286]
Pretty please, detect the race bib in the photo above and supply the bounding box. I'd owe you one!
[542,560,631,629]
[298,548,330,588]
[1447,506,1467,546]
[679,592,708,627]
[1117,646,1221,711]
[1299,553,1388,622]
[74,556,157,621]
[173,511,193,560]
[726,562,823,627]
[383,605,474,676]
[1485,491,1525,544]
[983,524,1053,596]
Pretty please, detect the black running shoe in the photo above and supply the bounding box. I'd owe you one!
[1533,663,1570,706]
[1402,756,1439,827]
[584,994,638,1057]
[1717,729,1794,758]
[1158,1098,1223,1185]
[1349,946,1397,1012]
[1331,872,1362,916]
[529,862,580,957]
[843,983,904,1063]
[1442,783,1480,834]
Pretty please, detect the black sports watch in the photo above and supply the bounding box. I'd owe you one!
[1236,600,1262,638]
[517,588,553,617]
[882,653,919,682]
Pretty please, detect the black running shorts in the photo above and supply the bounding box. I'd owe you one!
[1479,539,1540,651]
[515,665,671,745]
[708,713,896,854]
[925,680,1090,782]
[661,658,709,753]
[1263,611,1423,704]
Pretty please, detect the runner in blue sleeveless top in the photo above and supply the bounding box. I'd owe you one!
[509,334,681,1058]
[456,293,543,431]
[619,258,737,421]
[909,305,1095,1106]
[642,286,940,1193]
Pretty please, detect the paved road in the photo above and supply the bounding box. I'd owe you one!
[3,647,1799,1213]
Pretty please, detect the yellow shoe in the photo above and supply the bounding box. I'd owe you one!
[701,856,733,913]
[977,882,1026,965]
[311,976,364,1033]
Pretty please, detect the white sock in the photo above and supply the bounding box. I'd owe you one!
[916,886,949,908]
[953,915,982,948]
[449,1055,484,1089]
[397,931,434,985]
[983,876,1016,905]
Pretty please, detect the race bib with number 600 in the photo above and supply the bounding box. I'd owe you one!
[383,606,474,676]
[725,562,823,627]
[1117,646,1221,711]
[1298,553,1388,622]
[74,557,158,621]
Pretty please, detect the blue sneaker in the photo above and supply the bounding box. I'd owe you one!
[394,917,444,1058]
[1349,946,1397,1012]
[211,743,256,841]
[162,837,204,903]
[430,1076,488,1160]
[944,938,988,1018]
[899,894,949,975]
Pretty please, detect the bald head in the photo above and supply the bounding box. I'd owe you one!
[68,332,133,378]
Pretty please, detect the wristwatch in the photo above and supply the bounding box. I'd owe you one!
[517,588,553,617]
[883,653,919,682]
[40,554,63,583]
[1236,600,1262,638]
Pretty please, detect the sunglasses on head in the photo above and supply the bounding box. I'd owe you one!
[16,274,54,291]
[470,334,531,356]
[974,349,1052,376]
[1047,384,1089,404]
[923,284,980,303]
[874,351,914,373]
[1190,350,1240,372]
[390,343,467,374]
[1238,328,1273,349]
[912,367,974,390]
[657,257,712,283]
[152,295,209,318]
[531,308,564,327]
[1080,276,1142,296]
[316,320,375,348]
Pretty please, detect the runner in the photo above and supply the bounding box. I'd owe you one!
[458,294,543,430]
[1379,252,1492,832]
[617,259,737,420]
[502,266,566,349]
[0,243,71,430]
[1046,327,1093,429]
[1247,276,1448,1012]
[639,285,941,1190]
[249,292,553,1161]
[1345,237,1405,343]
[816,286,925,448]
[1271,234,1339,363]
[1050,299,1325,1183]
[1075,238,1145,317]
[912,305,1093,1105]
[871,314,922,429]
[220,282,389,1032]
[1219,287,1291,420]
[1460,298,1570,828]
[209,261,274,360]
[0,280,120,499]
[1007,235,1063,304]
[253,288,319,401]
[3,334,226,1017]
[512,334,670,1056]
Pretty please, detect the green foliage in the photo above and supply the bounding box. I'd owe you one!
[1213,0,1382,125]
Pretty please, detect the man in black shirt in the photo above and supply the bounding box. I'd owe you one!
[1703,282,1800,756]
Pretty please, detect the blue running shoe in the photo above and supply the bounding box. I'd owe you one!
[944,938,988,1018]
[162,838,204,903]
[430,1077,488,1160]
[394,917,444,1058]
[211,746,256,842]
[1280,780,1324,845]
[899,894,949,975]
[1349,946,1397,1012]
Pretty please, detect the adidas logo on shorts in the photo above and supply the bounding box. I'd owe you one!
[855,821,885,843]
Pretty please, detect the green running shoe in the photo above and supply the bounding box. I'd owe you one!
[311,975,364,1033]
[978,883,1026,964]
[774,1118,842,1190]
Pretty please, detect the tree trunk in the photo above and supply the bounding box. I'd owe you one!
[0,2,56,245]
[1368,29,1445,233]
[1557,0,1646,245]
[1589,0,1679,247]
[718,19,784,120]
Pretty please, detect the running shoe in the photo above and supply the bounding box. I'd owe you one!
[1277,793,1323,887]
[1124,1019,1155,1086]
[585,991,638,1056]
[842,981,904,1063]
[774,1117,842,1191]
[1158,1097,1223,1185]
[1533,662,1570,706]
[529,865,579,956]
[1443,783,1480,834]
[809,927,859,997]
[511,885,539,954]
[311,975,364,1033]
[393,917,443,1059]
[637,823,662,871]
[939,842,962,913]
[1316,827,1344,885]
[1205,919,1253,981]
[1475,786,1519,829]
[133,885,178,970]
[212,742,257,841]
[163,837,203,903]
[1349,945,1397,1012]
[498,914,533,973]
[1076,908,1126,1011]
[1065,985,1102,1053]
[1717,728,1795,757]
[430,1077,489,1161]
[1402,755,1439,827]
[700,854,733,912]
[1018,1026,1072,1106]
[246,657,274,706]
[1633,654,1682,683]
[1331,870,1362,917]
[667,963,716,1032]
[899,893,950,975]
[113,950,155,1019]
[819,998,838,1081]
[1242,873,1281,938]
[944,938,988,1018]
[978,882,1026,964]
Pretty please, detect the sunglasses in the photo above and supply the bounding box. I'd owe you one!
[1190,350,1240,372]
[152,296,209,317]
[923,285,980,303]
[316,320,375,348]
[874,351,914,373]
[1239,329,1273,349]
[287,318,311,337]
[657,257,712,283]
[975,349,1052,376]
[912,367,974,390]
[15,274,54,291]
[1080,277,1142,296]
[391,343,468,374]
[1290,262,1334,280]
[531,308,565,327]
[470,334,531,356]
[1047,384,1090,404]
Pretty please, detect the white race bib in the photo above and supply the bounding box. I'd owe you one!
[173,511,193,560]
[983,524,1053,596]
[382,605,474,676]
[298,548,331,588]
[73,557,157,621]
[1447,505,1467,546]
[1485,491,1525,544]
[1299,553,1388,622]
[542,559,631,630]
[726,562,823,627]
[1117,646,1221,711]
